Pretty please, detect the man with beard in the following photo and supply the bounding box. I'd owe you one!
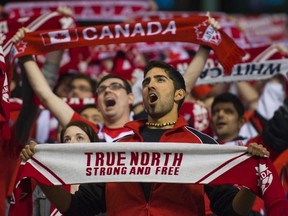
[13,18,215,142]
[210,92,288,215]
[21,60,271,216]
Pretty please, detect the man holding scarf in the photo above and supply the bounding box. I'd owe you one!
[20,60,276,216]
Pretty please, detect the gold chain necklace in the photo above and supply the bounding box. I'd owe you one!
[145,121,176,127]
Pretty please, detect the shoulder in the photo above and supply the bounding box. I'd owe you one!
[115,134,136,142]
[185,126,218,144]
[71,112,99,133]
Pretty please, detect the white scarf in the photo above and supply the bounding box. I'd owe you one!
[16,142,288,215]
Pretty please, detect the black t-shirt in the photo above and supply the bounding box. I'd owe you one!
[66,126,241,216]
[140,126,168,142]
[140,126,169,201]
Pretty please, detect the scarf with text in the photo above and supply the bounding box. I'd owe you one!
[16,142,287,215]
[1,10,77,84]
[0,10,77,129]
[174,59,288,85]
[11,16,246,75]
[130,11,287,46]
[0,11,77,140]
[2,11,76,58]
[7,57,288,113]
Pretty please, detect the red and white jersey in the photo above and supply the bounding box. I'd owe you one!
[179,101,213,137]
[97,123,134,142]
[71,112,133,142]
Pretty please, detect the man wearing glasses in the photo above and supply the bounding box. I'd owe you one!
[71,74,135,142]
[13,14,218,143]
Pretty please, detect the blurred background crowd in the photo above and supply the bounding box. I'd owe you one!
[1,0,288,216]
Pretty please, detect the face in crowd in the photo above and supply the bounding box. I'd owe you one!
[142,68,177,119]
[68,74,96,99]
[80,105,104,125]
[60,121,99,143]
[211,93,245,142]
[142,61,186,120]
[96,75,134,122]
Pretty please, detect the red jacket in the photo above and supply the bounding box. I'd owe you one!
[66,116,239,216]
[105,116,212,216]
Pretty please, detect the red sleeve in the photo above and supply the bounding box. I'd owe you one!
[246,135,280,162]
[71,112,99,133]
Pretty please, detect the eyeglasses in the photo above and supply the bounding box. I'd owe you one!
[96,82,126,94]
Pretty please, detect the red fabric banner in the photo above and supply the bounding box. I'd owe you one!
[11,16,246,74]
[4,1,150,22]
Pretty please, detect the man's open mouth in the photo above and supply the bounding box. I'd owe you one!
[149,93,158,104]
[105,98,116,107]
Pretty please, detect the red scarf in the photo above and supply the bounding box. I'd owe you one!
[12,16,246,75]
[2,11,77,83]
[0,46,9,141]
[0,44,17,216]
[2,11,76,57]
[0,12,77,216]
[0,11,76,140]
[4,1,150,22]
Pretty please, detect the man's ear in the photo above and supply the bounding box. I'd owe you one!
[128,92,135,106]
[175,89,186,102]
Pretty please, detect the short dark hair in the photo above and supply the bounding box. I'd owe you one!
[97,74,132,95]
[79,104,98,114]
[53,73,74,93]
[60,121,99,143]
[211,92,244,118]
[70,74,97,94]
[143,60,186,110]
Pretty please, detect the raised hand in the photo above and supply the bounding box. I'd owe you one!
[207,11,221,30]
[56,6,73,17]
[11,27,30,44]
[247,142,270,158]
[20,140,37,161]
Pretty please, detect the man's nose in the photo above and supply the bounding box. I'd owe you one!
[72,89,80,96]
[147,80,156,89]
[217,110,225,118]
[70,137,77,143]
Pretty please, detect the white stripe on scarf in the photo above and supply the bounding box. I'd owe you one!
[25,142,251,185]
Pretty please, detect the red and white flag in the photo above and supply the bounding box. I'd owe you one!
[11,16,246,75]
[4,1,151,22]
[41,29,79,45]
[0,43,10,142]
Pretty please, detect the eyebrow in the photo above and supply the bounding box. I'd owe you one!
[142,74,169,85]
[142,77,150,85]
[99,81,123,87]
[154,74,168,79]
[64,132,85,137]
[63,135,70,140]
